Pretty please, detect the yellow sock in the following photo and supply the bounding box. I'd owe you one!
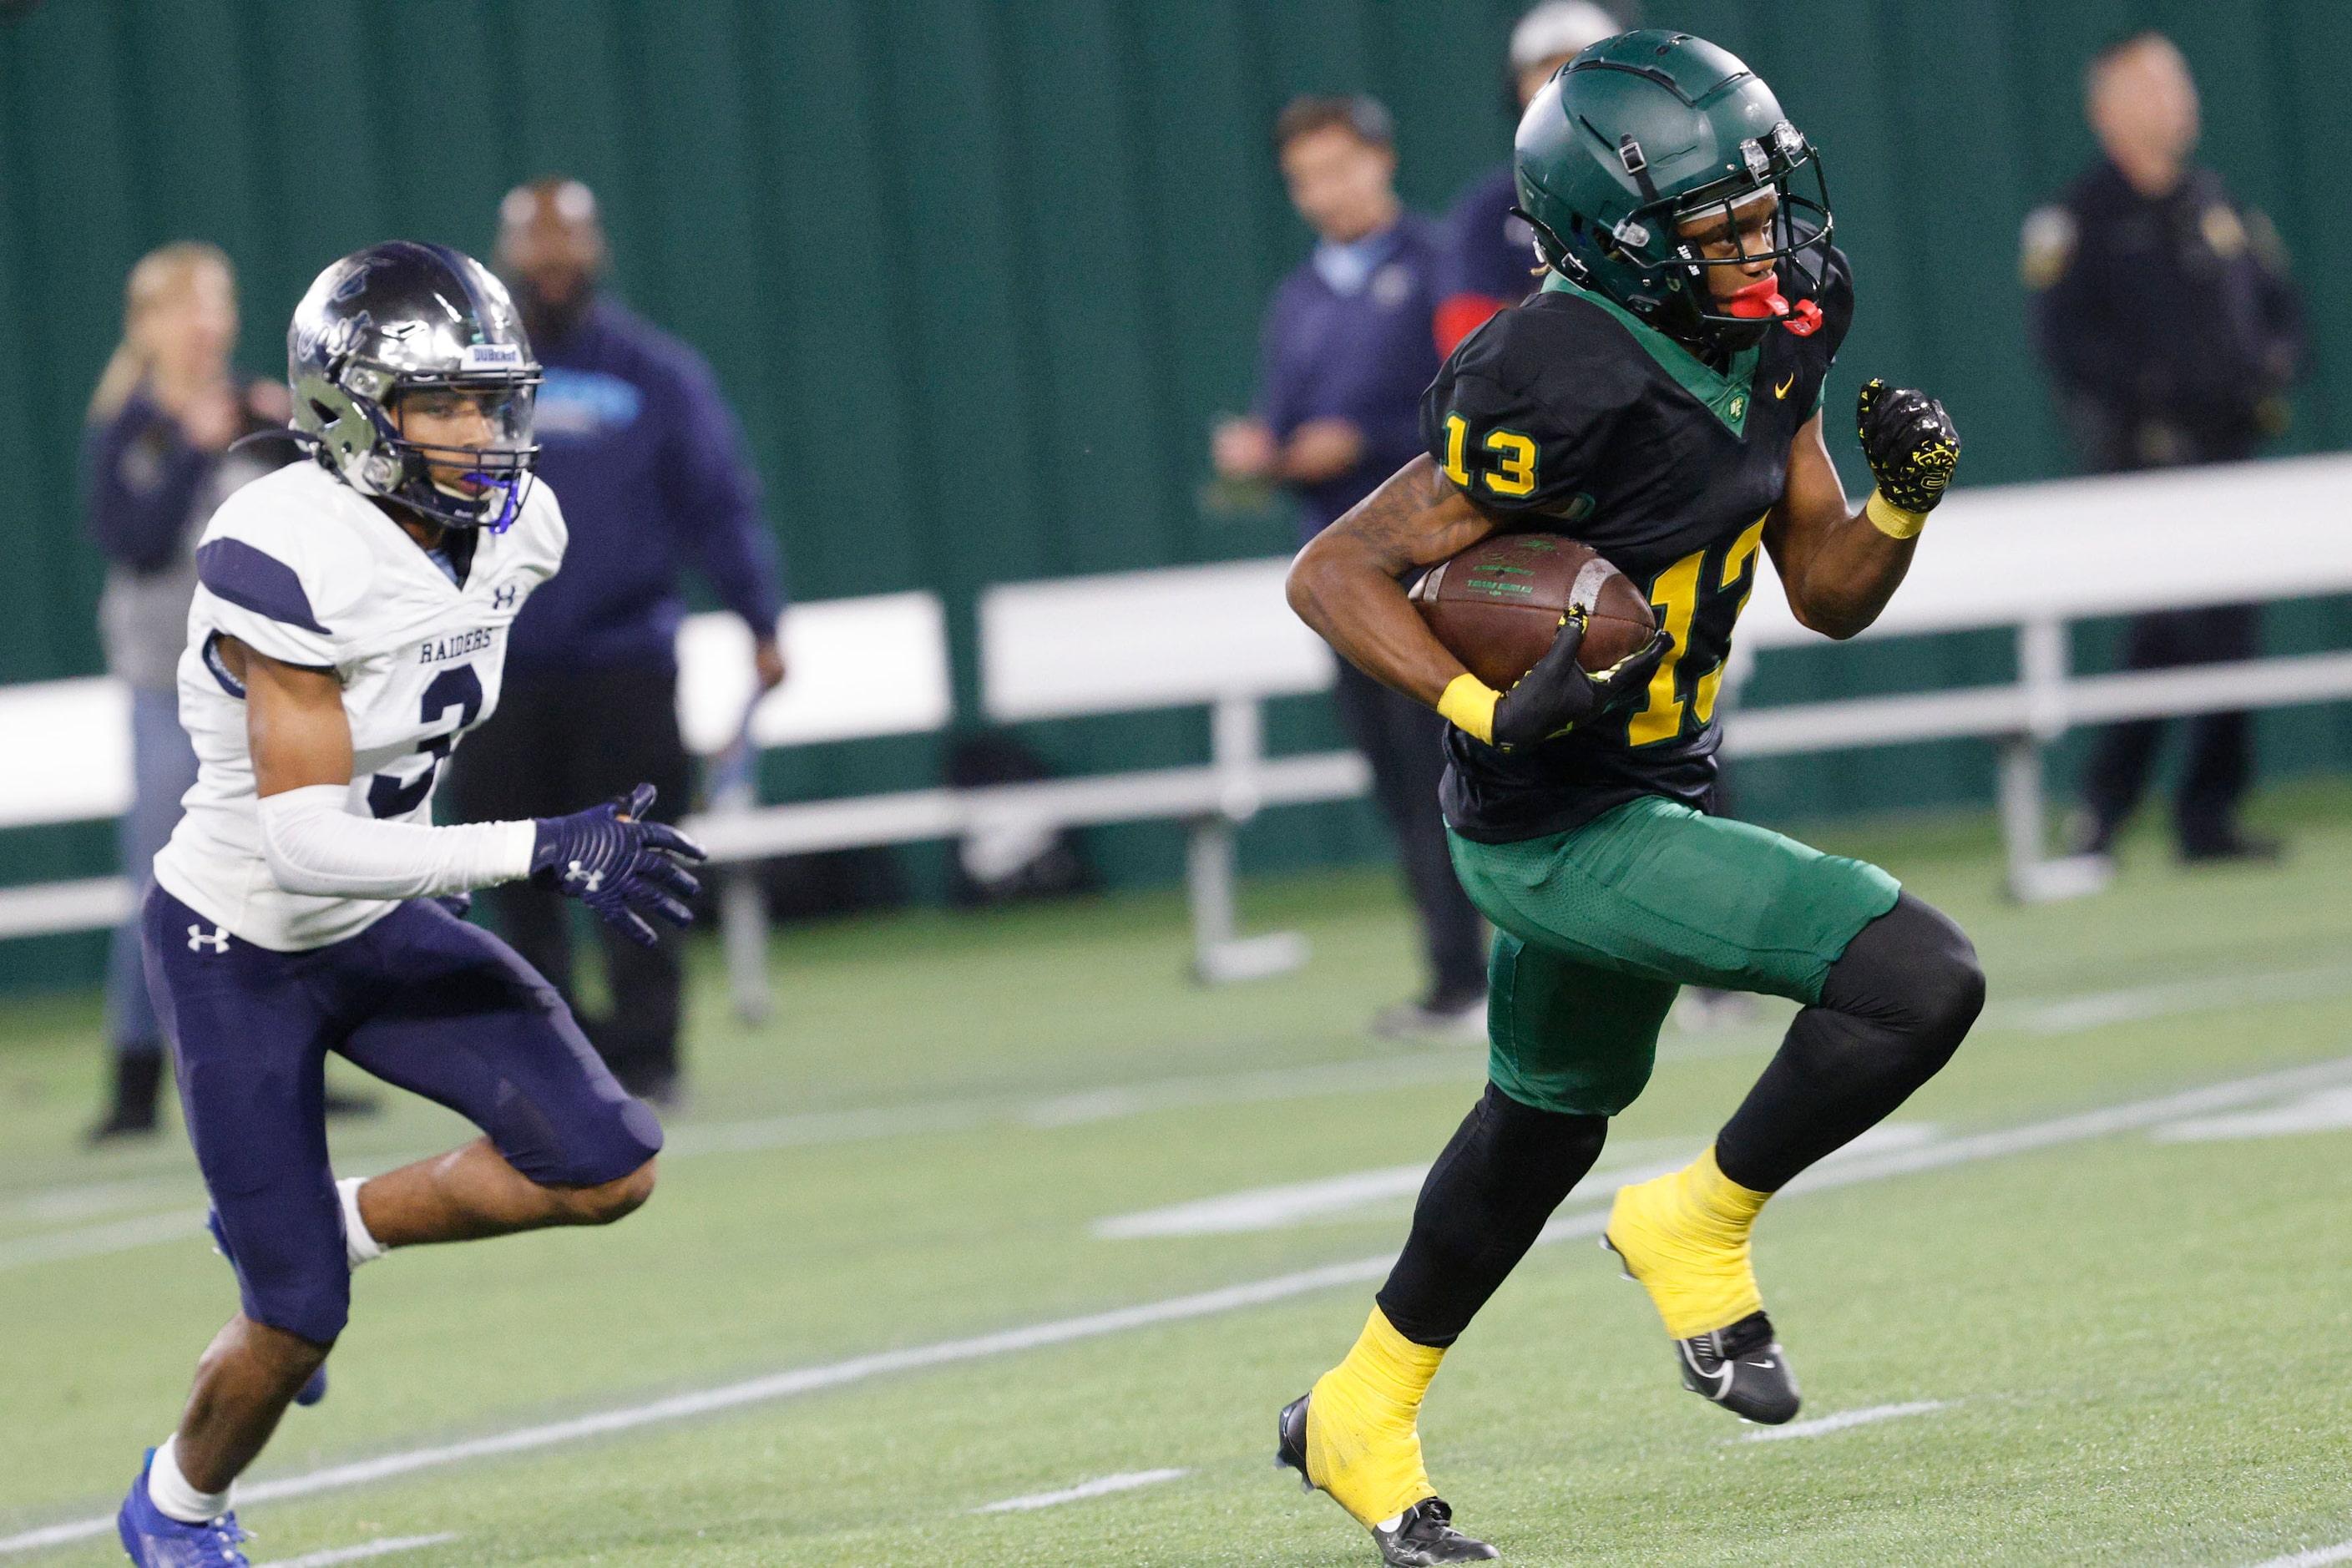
[1305,1307,1444,1529]
[1605,1145,1771,1340]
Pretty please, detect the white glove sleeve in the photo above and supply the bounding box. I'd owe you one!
[258,784,537,899]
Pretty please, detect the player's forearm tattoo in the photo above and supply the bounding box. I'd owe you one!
[1337,458,1490,579]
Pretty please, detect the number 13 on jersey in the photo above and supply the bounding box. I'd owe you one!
[1441,412,1537,499]
[1627,514,1768,746]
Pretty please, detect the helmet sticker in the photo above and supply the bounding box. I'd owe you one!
[462,342,526,371]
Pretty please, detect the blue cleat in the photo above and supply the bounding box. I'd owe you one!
[117,1449,250,1566]
[204,1212,327,1407]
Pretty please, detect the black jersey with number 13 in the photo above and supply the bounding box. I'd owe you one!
[1421,243,1854,843]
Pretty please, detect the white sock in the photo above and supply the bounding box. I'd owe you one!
[147,1435,230,1525]
[337,1176,385,1268]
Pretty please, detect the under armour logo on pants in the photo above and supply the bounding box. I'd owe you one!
[187,924,230,953]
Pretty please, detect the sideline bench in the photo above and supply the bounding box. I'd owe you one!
[4,453,2349,991]
[1729,452,2352,899]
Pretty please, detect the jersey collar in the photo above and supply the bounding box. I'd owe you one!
[1540,272,1761,436]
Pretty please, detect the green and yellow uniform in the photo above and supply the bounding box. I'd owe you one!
[1421,244,1899,1117]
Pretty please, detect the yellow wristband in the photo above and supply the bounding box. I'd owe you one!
[1865,489,1928,539]
[1437,672,1499,746]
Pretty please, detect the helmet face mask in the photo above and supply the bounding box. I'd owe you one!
[382,382,539,531]
[287,241,543,533]
[1512,31,1837,356]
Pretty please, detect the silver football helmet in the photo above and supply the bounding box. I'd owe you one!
[287,240,542,531]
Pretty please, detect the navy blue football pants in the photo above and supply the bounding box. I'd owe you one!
[142,887,664,1344]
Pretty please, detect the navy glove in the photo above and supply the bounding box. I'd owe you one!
[531,783,707,948]
[1489,614,1673,749]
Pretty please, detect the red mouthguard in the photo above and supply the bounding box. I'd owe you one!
[1722,276,1790,319]
[1721,276,1825,336]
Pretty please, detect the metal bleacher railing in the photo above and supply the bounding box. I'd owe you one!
[3,453,2349,1011]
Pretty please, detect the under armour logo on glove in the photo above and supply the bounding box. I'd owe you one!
[531,783,708,948]
[187,924,230,953]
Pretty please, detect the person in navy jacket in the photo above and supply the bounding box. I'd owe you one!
[1433,1,1622,358]
[1213,96,1486,1035]
[448,178,786,1103]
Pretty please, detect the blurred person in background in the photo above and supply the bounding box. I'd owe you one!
[1433,1,1622,358]
[2026,32,2304,866]
[448,178,785,1105]
[79,243,337,1139]
[1213,96,1486,1037]
[1436,1,1750,1035]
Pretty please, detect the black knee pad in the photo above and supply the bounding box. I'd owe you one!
[1822,891,1986,1062]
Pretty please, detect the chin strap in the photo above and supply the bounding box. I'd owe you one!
[225,427,316,460]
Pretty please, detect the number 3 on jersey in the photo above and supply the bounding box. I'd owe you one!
[1627,516,1767,746]
[367,665,483,818]
[1442,413,1537,499]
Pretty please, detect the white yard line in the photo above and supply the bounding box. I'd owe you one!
[14,956,2348,1265]
[2243,1540,2352,1568]
[255,1533,458,1567]
[974,1469,1188,1513]
[0,1175,200,1228]
[1737,1400,1949,1443]
[2153,1085,2352,1143]
[0,1211,204,1273]
[2003,964,2352,1036]
[1093,1124,1943,1241]
[8,1055,2340,1557]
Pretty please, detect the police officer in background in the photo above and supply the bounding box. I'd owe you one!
[2026,32,2304,864]
[1432,1,1623,358]
[1212,96,1487,1035]
[449,179,787,1103]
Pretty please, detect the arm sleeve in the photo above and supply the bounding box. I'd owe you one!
[259,785,537,898]
[1419,319,1615,519]
[83,401,212,572]
[663,355,786,637]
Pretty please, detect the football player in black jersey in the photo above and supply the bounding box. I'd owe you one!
[1272,31,1986,1565]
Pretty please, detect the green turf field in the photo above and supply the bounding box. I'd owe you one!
[6,784,2352,1567]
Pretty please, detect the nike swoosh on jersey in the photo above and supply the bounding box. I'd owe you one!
[1773,373,1796,400]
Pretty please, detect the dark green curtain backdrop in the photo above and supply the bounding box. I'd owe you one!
[0,0,2347,984]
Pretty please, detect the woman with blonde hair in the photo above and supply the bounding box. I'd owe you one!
[83,242,316,1137]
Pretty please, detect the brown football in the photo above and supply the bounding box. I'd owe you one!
[1409,534,1656,690]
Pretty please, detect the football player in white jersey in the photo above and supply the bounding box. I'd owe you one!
[116,241,706,1568]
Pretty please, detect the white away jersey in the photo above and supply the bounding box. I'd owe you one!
[153,461,566,950]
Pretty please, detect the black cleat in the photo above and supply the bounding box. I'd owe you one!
[1674,1310,1800,1424]
[1276,1393,1497,1565]
[1276,1393,1313,1488]
[1369,1500,1499,1566]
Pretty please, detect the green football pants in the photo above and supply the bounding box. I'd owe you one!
[1448,796,1901,1118]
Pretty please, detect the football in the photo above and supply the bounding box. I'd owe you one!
[1409,533,1657,690]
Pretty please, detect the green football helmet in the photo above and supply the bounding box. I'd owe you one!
[1513,29,1834,352]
